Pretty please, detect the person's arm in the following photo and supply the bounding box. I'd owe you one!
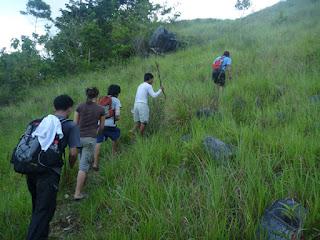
[147,85,162,98]
[226,58,232,80]
[69,147,77,168]
[68,124,81,168]
[74,111,80,125]
[114,100,121,121]
[115,108,120,121]
[97,115,105,135]
[226,65,232,80]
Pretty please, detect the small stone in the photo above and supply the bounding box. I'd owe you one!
[203,136,235,164]
[309,95,320,103]
[181,134,192,142]
[196,107,216,119]
[276,111,286,123]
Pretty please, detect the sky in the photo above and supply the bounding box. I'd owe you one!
[0,0,281,50]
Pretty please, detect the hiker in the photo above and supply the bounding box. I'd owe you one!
[26,95,80,240]
[212,50,232,93]
[131,73,163,136]
[93,84,121,170]
[74,87,105,200]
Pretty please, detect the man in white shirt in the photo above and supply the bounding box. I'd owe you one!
[131,73,163,136]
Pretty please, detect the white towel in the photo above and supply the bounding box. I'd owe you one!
[32,115,64,151]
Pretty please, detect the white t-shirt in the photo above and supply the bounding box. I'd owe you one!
[134,82,162,105]
[105,97,121,127]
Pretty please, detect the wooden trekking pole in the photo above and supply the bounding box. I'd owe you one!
[155,61,167,99]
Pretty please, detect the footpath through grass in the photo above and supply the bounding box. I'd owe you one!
[1,0,320,238]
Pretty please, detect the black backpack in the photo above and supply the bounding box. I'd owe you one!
[11,117,71,174]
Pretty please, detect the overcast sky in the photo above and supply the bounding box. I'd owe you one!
[0,0,280,50]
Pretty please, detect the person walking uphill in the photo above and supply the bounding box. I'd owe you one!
[26,95,80,240]
[74,87,105,200]
[131,73,164,136]
[212,50,232,93]
[93,84,122,171]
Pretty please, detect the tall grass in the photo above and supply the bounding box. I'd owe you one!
[1,0,320,239]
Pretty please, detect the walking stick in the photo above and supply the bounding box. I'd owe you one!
[155,61,167,99]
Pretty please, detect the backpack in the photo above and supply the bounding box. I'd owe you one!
[98,96,115,119]
[11,118,70,174]
[212,56,225,71]
[257,198,306,240]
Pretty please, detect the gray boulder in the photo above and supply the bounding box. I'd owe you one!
[257,198,307,240]
[149,26,178,53]
[309,95,320,103]
[203,136,235,163]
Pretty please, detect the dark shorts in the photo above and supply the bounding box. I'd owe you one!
[97,127,120,143]
[212,70,226,87]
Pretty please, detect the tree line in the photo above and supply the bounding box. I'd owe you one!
[0,0,177,105]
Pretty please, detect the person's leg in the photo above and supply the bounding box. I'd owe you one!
[111,140,118,155]
[109,127,120,155]
[26,174,37,213]
[93,143,102,169]
[130,105,140,134]
[93,131,105,170]
[139,123,146,136]
[26,172,60,240]
[218,73,226,97]
[74,170,87,198]
[138,104,149,136]
[74,138,94,198]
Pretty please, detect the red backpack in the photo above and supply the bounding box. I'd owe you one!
[98,96,114,119]
[212,56,225,71]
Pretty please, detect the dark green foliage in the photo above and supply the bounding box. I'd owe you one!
[20,0,52,33]
[0,36,50,105]
[0,0,175,103]
[235,0,251,11]
[48,0,163,71]
[20,0,51,20]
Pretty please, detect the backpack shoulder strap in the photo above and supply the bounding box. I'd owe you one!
[60,118,72,125]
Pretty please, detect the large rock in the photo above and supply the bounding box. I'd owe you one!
[149,26,178,53]
[203,136,235,163]
[257,198,307,240]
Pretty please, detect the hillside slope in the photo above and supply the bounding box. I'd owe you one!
[1,0,320,239]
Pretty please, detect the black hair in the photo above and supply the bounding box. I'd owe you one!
[53,94,74,111]
[144,73,154,82]
[86,87,99,101]
[108,84,121,97]
[223,51,230,57]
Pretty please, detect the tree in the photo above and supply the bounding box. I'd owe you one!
[20,0,52,34]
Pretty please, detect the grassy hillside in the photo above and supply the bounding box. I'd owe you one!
[1,0,320,238]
